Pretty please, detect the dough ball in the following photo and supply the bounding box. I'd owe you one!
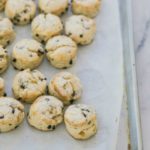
[48,72,82,105]
[65,15,96,45]
[12,39,44,70]
[5,0,36,25]
[28,95,64,131]
[0,97,24,132]
[45,35,77,69]
[64,104,97,140]
[12,69,47,103]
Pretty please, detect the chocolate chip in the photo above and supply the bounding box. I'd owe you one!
[72,91,76,97]
[41,40,45,44]
[15,125,19,129]
[3,93,7,97]
[23,9,27,13]
[0,115,4,119]
[80,34,83,38]
[20,68,24,71]
[52,125,55,130]
[82,112,86,118]
[35,34,39,37]
[70,100,74,104]
[18,97,22,101]
[12,58,16,62]
[69,60,73,65]
[47,125,51,129]
[9,124,12,126]
[14,67,18,70]
[38,49,44,56]
[12,108,15,114]
[88,121,91,125]
[63,67,67,69]
[20,84,26,89]
[66,7,68,11]
[7,41,10,45]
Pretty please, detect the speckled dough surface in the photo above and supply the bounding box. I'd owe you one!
[31,13,63,44]
[28,96,64,131]
[45,35,77,69]
[12,69,47,103]
[0,0,7,11]
[0,97,24,132]
[0,46,9,74]
[48,72,82,105]
[64,104,97,140]
[38,0,68,16]
[5,0,36,25]
[0,77,5,97]
[0,17,15,47]
[12,39,44,70]
[71,0,101,18]
[65,15,96,45]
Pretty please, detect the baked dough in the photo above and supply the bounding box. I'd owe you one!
[31,13,63,44]
[12,69,47,103]
[45,35,77,69]
[65,15,96,45]
[12,39,44,70]
[0,77,5,97]
[48,72,82,105]
[64,104,97,140]
[5,0,36,25]
[28,96,64,131]
[0,97,24,132]
[38,0,69,16]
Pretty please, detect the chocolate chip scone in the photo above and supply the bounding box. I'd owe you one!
[5,0,36,25]
[31,13,63,44]
[12,39,44,70]
[0,97,24,132]
[65,15,96,45]
[28,96,64,131]
[38,0,69,16]
[0,17,15,47]
[64,104,97,140]
[45,35,77,69]
[0,77,5,97]
[0,46,9,74]
[0,0,7,11]
[12,69,47,103]
[71,0,101,18]
[48,72,82,105]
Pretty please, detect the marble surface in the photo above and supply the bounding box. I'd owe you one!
[118,0,150,149]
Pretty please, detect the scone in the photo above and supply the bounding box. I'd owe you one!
[64,104,97,140]
[0,97,24,132]
[45,35,77,69]
[71,0,101,18]
[38,0,68,16]
[28,96,64,131]
[0,0,7,11]
[65,15,96,45]
[0,17,15,47]
[5,0,36,25]
[12,69,47,103]
[0,46,9,74]
[0,78,5,97]
[31,13,63,44]
[48,72,82,105]
[12,39,44,70]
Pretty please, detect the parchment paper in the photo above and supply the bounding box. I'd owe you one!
[0,0,123,149]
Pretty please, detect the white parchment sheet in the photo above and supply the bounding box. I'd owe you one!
[0,0,123,149]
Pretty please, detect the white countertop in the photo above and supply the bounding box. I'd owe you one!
[117,0,149,149]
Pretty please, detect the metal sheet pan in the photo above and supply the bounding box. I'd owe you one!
[119,0,143,149]
[0,0,124,149]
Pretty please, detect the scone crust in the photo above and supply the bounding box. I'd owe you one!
[0,17,15,47]
[0,78,5,97]
[28,96,64,131]
[64,104,97,140]
[31,13,63,43]
[45,35,77,68]
[48,72,82,105]
[0,97,24,132]
[0,46,9,73]
[12,39,44,70]
[12,69,47,103]
[72,0,101,18]
[65,15,96,45]
[5,0,36,25]
[0,0,7,11]
[38,0,68,16]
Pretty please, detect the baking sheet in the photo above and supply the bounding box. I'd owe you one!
[0,0,124,149]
